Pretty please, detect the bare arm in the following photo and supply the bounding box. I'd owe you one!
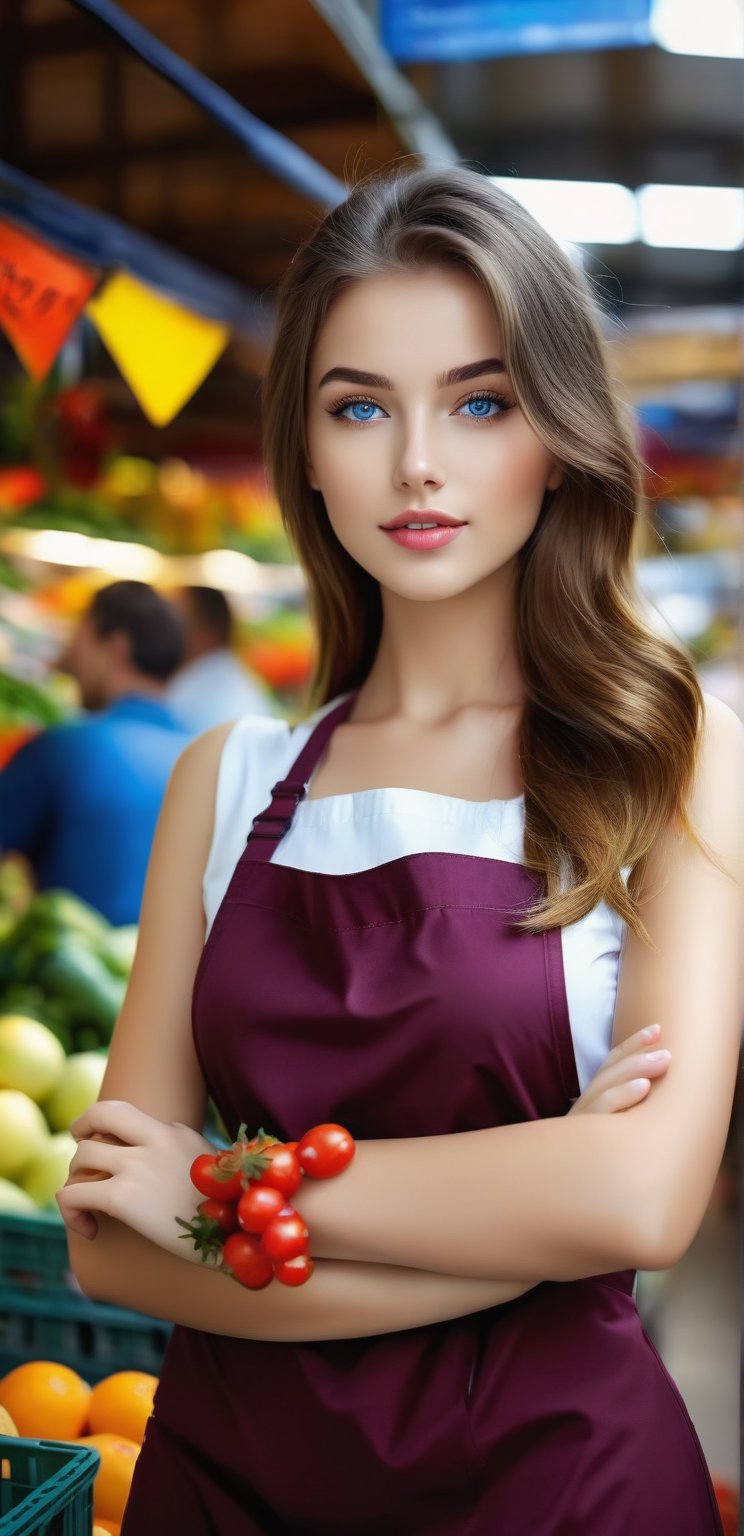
[68,1218,533,1341]
[290,695,744,1281]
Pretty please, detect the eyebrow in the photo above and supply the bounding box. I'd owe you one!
[317,357,506,390]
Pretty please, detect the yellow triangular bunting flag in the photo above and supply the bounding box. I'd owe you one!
[87,272,229,425]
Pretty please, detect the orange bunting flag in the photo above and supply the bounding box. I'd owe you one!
[0,219,98,380]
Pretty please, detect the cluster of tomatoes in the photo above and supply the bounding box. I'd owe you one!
[176,1121,355,1290]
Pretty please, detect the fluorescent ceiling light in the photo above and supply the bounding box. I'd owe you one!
[490,177,638,245]
[638,184,744,249]
[651,0,744,57]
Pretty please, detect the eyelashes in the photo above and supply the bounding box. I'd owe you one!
[325,390,515,425]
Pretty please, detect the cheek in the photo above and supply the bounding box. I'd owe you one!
[467,432,553,504]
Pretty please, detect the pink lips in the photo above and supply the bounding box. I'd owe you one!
[380,511,466,552]
[384,526,465,551]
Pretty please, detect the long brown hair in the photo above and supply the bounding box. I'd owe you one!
[262,162,704,940]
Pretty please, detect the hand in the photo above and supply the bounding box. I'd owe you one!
[56,1100,215,1259]
[568,1024,671,1117]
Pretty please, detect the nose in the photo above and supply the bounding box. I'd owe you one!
[392,409,446,496]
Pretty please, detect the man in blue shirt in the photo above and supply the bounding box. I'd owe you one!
[0,580,193,925]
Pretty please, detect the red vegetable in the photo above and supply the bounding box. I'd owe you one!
[189,1153,244,1203]
[274,1253,314,1287]
[237,1184,287,1234]
[222,1232,274,1290]
[261,1207,310,1262]
[199,1198,240,1235]
[296,1123,356,1180]
[246,1143,303,1199]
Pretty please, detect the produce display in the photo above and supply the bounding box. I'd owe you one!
[178,1121,356,1290]
[0,883,134,1217]
[0,1360,158,1530]
[0,888,135,1056]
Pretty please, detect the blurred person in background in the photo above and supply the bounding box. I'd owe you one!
[166,585,277,732]
[0,580,192,924]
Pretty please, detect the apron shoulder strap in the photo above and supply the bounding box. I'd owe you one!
[244,691,357,862]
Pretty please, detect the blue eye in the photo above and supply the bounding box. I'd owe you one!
[331,398,386,423]
[458,395,505,419]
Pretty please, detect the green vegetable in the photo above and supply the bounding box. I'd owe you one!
[0,672,69,728]
[36,944,125,1043]
[13,890,110,944]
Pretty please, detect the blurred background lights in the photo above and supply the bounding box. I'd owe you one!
[651,0,744,58]
[638,185,744,250]
[492,178,744,252]
[490,177,638,245]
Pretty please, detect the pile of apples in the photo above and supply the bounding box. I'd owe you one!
[0,1013,106,1214]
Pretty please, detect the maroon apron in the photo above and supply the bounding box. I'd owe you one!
[122,693,723,1534]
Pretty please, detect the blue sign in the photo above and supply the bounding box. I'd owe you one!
[380,1,653,63]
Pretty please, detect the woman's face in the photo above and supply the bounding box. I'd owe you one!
[304,265,562,605]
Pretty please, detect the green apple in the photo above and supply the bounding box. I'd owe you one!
[20,1132,77,1209]
[0,1089,49,1178]
[42,1051,107,1132]
[0,1175,37,1214]
[0,1015,66,1102]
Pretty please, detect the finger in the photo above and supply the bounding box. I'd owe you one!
[608,1024,662,1062]
[61,1204,99,1239]
[583,1077,651,1114]
[68,1139,123,1178]
[605,1078,652,1111]
[611,1049,671,1086]
[70,1100,163,1145]
[56,1175,117,1228]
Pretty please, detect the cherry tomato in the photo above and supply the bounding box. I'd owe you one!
[237,1184,287,1233]
[249,1144,303,1198]
[198,1198,240,1235]
[296,1124,355,1180]
[222,1232,274,1290]
[284,1141,298,1153]
[190,1153,243,1202]
[274,1253,314,1287]
[261,1207,309,1262]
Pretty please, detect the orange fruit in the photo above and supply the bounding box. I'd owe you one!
[93,1524,121,1536]
[0,1405,18,1436]
[76,1433,139,1523]
[86,1371,157,1444]
[0,1361,91,1440]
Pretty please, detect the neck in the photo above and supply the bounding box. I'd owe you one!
[358,562,523,727]
[106,675,166,704]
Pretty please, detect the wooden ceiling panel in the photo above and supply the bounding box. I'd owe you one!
[120,55,206,141]
[22,51,102,152]
[289,119,404,178]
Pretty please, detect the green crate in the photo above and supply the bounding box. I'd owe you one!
[0,1289,171,1385]
[0,1435,99,1535]
[0,1218,71,1295]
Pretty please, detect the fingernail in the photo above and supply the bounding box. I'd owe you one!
[630,1078,651,1090]
[641,1024,660,1040]
[645,1049,671,1062]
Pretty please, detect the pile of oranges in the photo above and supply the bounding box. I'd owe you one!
[0,1359,158,1533]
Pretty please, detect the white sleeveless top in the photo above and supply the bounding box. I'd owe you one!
[203,692,628,1097]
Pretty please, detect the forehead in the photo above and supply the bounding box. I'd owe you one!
[309,266,503,384]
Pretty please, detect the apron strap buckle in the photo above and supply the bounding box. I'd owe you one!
[248,779,307,841]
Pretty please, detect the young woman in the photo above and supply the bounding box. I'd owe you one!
[58,165,743,1534]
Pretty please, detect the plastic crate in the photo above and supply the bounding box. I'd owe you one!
[0,1217,71,1295]
[0,1289,171,1385]
[0,1435,99,1535]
